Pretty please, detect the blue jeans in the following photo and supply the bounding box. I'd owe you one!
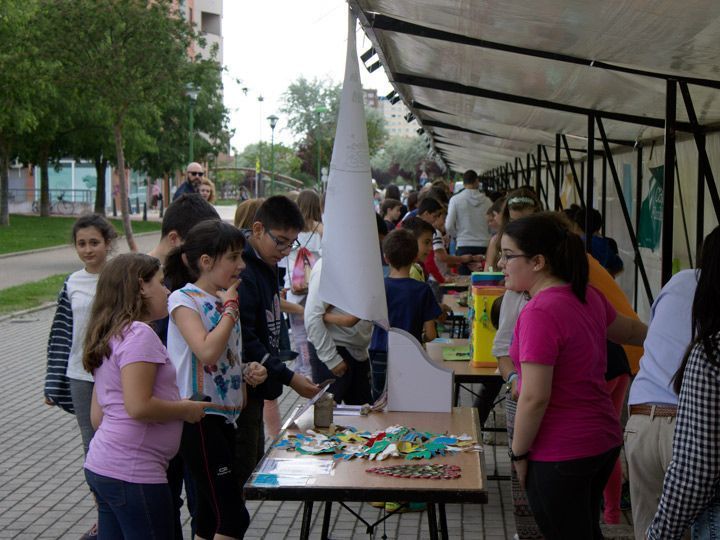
[693,490,720,540]
[85,469,174,540]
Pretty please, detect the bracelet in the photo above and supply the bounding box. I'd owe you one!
[508,447,530,462]
[222,305,239,323]
[223,299,239,309]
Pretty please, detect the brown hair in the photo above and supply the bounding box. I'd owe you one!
[234,198,265,229]
[296,189,322,231]
[83,253,161,372]
[383,228,418,268]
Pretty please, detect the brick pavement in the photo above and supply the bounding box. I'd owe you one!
[0,306,633,539]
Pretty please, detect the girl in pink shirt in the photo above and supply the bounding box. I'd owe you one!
[501,213,646,539]
[83,254,207,539]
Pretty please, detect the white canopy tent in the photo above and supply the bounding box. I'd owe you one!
[351,0,720,309]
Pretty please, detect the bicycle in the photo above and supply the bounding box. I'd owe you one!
[32,192,76,215]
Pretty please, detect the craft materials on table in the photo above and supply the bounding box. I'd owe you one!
[442,345,472,361]
[274,425,481,461]
[366,464,462,480]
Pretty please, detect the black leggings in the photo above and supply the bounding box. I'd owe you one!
[525,446,620,540]
[180,415,249,539]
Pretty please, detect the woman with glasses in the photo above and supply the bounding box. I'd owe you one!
[500,212,646,539]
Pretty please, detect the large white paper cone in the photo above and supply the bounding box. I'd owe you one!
[319,7,388,328]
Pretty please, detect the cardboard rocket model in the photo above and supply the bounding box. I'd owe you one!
[319,8,452,413]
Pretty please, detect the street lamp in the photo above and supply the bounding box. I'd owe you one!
[186,84,200,163]
[314,106,328,191]
[267,115,279,195]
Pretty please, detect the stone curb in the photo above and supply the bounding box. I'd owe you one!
[0,230,160,260]
[0,301,56,323]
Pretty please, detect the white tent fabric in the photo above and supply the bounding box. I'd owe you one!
[353,0,720,172]
[319,9,389,327]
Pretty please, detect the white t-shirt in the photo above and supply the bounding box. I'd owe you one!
[284,226,322,304]
[66,269,99,382]
[431,229,448,278]
[167,283,245,423]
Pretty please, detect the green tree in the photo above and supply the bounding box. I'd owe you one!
[280,76,387,184]
[0,0,53,226]
[42,0,197,250]
[371,135,433,184]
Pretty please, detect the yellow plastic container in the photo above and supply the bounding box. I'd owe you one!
[469,285,505,367]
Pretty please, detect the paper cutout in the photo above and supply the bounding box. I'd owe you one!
[442,346,472,361]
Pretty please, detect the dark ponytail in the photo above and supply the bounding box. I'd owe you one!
[503,212,589,303]
[673,226,720,393]
[163,219,245,292]
[164,244,196,292]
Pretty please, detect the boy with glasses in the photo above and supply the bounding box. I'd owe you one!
[236,195,319,486]
[173,162,205,201]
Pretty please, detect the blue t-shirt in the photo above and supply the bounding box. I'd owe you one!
[370,277,442,351]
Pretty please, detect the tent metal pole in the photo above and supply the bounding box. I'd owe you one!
[678,82,720,221]
[506,163,511,191]
[531,152,550,208]
[634,145,644,311]
[561,135,585,208]
[555,134,562,210]
[662,80,677,286]
[602,154,608,235]
[536,145,542,195]
[697,133,706,261]
[596,117,654,306]
[526,154,531,186]
[541,144,559,210]
[586,115,595,252]
[514,158,520,188]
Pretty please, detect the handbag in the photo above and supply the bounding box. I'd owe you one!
[290,224,319,294]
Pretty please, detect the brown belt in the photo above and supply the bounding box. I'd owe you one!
[629,404,677,417]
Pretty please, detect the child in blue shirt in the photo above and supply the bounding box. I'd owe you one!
[369,228,442,400]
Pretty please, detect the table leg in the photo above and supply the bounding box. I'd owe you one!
[438,503,449,540]
[300,501,314,540]
[426,503,439,540]
[453,382,460,407]
[320,501,332,540]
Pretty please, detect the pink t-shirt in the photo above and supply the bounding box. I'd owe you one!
[84,322,182,484]
[509,285,622,461]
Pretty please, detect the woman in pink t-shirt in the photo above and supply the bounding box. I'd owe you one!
[500,213,646,539]
[82,254,207,539]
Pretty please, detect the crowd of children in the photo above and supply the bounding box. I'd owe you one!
[43,171,720,539]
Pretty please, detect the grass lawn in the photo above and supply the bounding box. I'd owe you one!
[215,198,240,206]
[0,214,161,255]
[0,273,66,315]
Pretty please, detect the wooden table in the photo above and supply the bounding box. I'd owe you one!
[426,340,508,481]
[244,407,487,540]
[442,293,469,316]
[426,339,500,385]
[439,275,470,292]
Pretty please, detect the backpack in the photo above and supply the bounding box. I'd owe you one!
[290,224,319,294]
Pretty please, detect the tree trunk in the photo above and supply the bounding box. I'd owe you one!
[113,123,137,252]
[0,138,9,226]
[94,155,107,215]
[39,153,50,217]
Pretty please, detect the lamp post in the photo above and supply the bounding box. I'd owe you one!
[267,115,279,195]
[185,84,200,163]
[314,105,328,191]
[256,95,264,196]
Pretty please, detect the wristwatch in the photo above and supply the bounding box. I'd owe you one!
[508,448,529,462]
[504,371,518,393]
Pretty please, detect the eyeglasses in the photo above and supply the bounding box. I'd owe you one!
[499,252,531,263]
[266,230,300,252]
[189,171,204,177]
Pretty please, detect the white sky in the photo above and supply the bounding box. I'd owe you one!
[221,1,392,153]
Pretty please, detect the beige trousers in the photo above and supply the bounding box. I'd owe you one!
[624,412,677,540]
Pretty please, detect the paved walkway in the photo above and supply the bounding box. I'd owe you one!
[0,205,236,290]
[0,305,636,539]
